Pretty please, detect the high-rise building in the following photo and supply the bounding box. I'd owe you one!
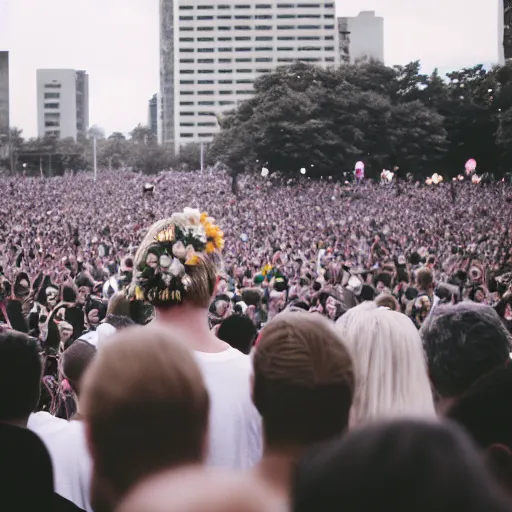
[148,93,159,138]
[160,0,340,150]
[37,69,89,140]
[338,11,384,64]
[0,51,9,158]
[503,0,512,63]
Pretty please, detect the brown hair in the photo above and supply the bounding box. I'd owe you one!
[253,312,354,447]
[133,218,218,310]
[375,293,400,312]
[417,268,433,291]
[61,340,96,397]
[81,325,209,501]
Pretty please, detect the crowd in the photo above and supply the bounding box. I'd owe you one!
[1,169,512,511]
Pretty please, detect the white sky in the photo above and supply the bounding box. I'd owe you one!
[0,0,500,137]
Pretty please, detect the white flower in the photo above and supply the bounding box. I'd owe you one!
[183,207,201,226]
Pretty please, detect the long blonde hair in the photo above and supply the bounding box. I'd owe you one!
[336,303,435,427]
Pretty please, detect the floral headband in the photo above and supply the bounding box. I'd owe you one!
[132,208,224,306]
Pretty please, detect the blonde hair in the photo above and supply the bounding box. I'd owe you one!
[81,326,209,502]
[254,312,354,446]
[133,218,219,309]
[336,303,435,427]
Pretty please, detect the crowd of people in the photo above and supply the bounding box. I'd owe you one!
[1,169,512,511]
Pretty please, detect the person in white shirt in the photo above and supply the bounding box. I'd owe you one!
[130,209,262,470]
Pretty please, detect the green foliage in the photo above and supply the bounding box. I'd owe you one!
[210,60,512,179]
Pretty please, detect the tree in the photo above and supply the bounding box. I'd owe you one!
[87,125,106,140]
[130,124,155,145]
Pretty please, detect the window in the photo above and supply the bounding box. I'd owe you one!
[256,25,272,30]
[180,70,194,74]
[325,35,334,40]
[256,36,273,41]
[219,80,233,84]
[44,103,59,109]
[235,15,251,19]
[218,4,231,8]
[180,122,195,127]
[278,47,294,51]
[219,47,233,52]
[256,47,273,51]
[198,101,215,105]
[219,89,233,93]
[235,47,251,52]
[235,36,251,41]
[181,134,194,138]
[180,48,194,52]
[180,80,194,84]
[180,101,194,105]
[44,83,61,88]
[256,68,271,73]
[298,3,321,6]
[324,46,334,51]
[255,14,272,19]
[236,79,254,83]
[198,59,214,63]
[44,92,60,99]
[278,57,294,62]
[198,69,214,73]
[45,130,60,137]
[180,91,193,95]
[325,57,335,62]
[237,69,253,73]
[181,112,195,116]
[198,122,216,127]
[278,36,294,40]
[179,16,193,20]
[218,37,232,41]
[298,14,321,18]
[235,26,251,30]
[199,133,214,137]
[298,25,321,29]
[324,25,334,29]
[180,37,194,42]
[198,80,214,84]
[198,111,215,116]
[197,15,213,20]
[180,58,194,63]
[218,26,231,31]
[197,4,214,8]
[198,37,214,41]
[235,4,250,8]
[180,27,194,31]
[255,57,272,62]
[298,36,320,40]
[236,90,253,95]
[256,4,272,8]
[219,101,235,105]
[219,69,233,73]
[198,48,214,52]
[45,121,60,127]
[277,25,295,29]
[324,14,334,18]
[44,112,60,119]
[179,5,193,9]
[198,90,214,95]
[236,57,252,62]
[219,58,232,63]
[198,26,214,31]
[277,14,295,19]
[277,3,294,7]
[217,15,232,19]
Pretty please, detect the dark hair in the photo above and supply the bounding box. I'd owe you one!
[448,363,512,495]
[217,314,257,355]
[421,303,512,398]
[0,331,42,421]
[293,420,510,512]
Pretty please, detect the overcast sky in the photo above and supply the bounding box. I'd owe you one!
[0,0,500,137]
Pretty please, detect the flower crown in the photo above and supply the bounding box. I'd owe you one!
[133,208,224,305]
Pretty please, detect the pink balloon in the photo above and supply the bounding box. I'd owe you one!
[465,159,477,174]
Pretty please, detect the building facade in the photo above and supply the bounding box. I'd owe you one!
[0,51,9,157]
[160,0,339,150]
[338,11,384,64]
[503,0,512,62]
[37,69,89,140]
[148,93,159,138]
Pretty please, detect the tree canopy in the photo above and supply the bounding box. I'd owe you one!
[210,60,512,179]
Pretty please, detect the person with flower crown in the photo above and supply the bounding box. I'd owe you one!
[129,207,262,470]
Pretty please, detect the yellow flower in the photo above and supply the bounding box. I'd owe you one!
[200,211,225,253]
[135,286,145,301]
[186,255,200,266]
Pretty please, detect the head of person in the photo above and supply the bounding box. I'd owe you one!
[217,314,257,355]
[253,312,354,451]
[57,321,74,346]
[375,293,399,311]
[0,330,42,427]
[421,303,512,402]
[447,362,512,496]
[293,420,510,512]
[131,209,224,315]
[416,267,434,294]
[336,302,435,427]
[118,468,282,512]
[81,326,209,511]
[60,339,97,399]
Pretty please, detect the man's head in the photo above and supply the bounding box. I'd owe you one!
[131,209,224,311]
[217,314,257,355]
[253,312,354,449]
[60,339,97,397]
[416,268,434,293]
[81,325,209,509]
[421,303,512,400]
[0,330,42,426]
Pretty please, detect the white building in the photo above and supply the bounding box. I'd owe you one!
[160,0,340,150]
[339,11,384,64]
[37,69,89,140]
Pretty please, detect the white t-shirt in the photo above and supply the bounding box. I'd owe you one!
[194,347,262,470]
[28,412,92,512]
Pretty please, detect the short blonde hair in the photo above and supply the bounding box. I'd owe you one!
[81,326,209,500]
[336,303,435,427]
[254,312,354,446]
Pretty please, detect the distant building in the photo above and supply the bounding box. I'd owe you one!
[160,0,340,151]
[37,69,89,140]
[338,11,384,64]
[503,0,512,62]
[0,51,9,158]
[148,93,158,139]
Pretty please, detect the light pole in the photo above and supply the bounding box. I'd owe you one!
[93,136,97,182]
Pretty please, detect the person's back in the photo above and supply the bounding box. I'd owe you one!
[131,209,262,470]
